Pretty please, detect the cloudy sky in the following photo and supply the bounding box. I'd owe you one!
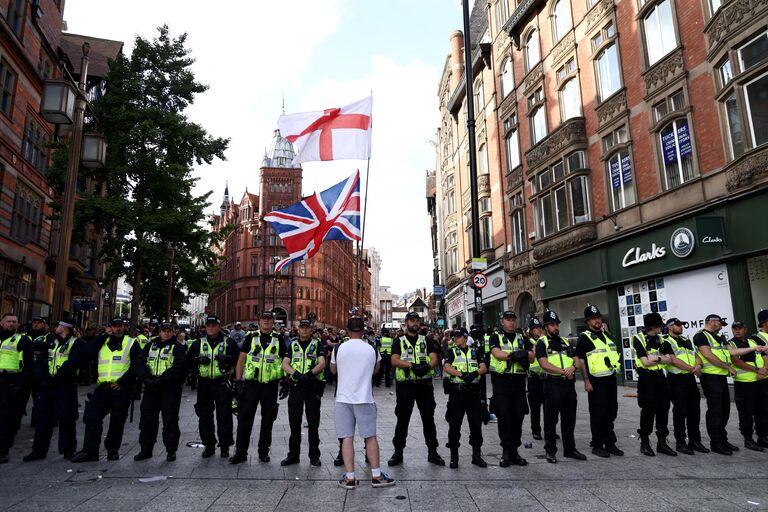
[64,0,465,295]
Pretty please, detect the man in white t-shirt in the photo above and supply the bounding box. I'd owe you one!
[331,316,395,489]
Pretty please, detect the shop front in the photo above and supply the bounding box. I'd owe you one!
[537,190,768,382]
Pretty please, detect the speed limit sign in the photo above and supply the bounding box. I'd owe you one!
[472,272,488,289]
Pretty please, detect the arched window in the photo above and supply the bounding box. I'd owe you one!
[552,0,573,42]
[559,78,581,121]
[500,58,514,97]
[525,29,541,71]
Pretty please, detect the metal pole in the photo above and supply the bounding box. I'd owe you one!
[356,163,370,312]
[461,0,483,330]
[51,43,89,323]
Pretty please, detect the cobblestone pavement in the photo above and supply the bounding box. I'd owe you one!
[2,381,768,511]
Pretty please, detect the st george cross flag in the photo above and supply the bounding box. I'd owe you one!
[263,171,361,272]
[278,96,372,164]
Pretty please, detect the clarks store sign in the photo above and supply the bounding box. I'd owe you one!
[621,227,695,268]
[622,244,666,268]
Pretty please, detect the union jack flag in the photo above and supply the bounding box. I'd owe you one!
[263,171,361,272]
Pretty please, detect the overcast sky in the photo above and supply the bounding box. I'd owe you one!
[64,0,465,295]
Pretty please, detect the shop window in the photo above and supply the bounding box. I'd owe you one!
[500,58,514,98]
[642,0,677,66]
[524,28,541,72]
[504,114,521,171]
[552,0,573,42]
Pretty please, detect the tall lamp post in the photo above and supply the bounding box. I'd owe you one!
[40,43,107,323]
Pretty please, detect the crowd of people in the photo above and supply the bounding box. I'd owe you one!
[1,305,768,490]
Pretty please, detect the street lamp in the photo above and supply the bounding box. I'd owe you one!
[41,42,107,324]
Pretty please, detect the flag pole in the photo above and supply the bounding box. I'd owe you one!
[356,159,371,314]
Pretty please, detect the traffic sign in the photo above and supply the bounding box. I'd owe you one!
[472,272,488,289]
[433,285,445,296]
[471,258,488,270]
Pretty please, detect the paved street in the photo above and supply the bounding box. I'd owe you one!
[2,381,768,511]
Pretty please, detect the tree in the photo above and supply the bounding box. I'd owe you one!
[49,25,229,324]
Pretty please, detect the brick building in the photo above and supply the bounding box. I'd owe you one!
[208,129,371,329]
[436,0,767,379]
[0,0,121,324]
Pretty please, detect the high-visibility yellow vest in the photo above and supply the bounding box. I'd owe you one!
[48,336,76,376]
[528,335,544,375]
[663,335,696,374]
[0,333,24,373]
[380,336,393,355]
[136,334,150,350]
[633,332,663,371]
[698,330,731,376]
[198,337,232,379]
[97,335,134,384]
[289,339,325,381]
[730,338,765,383]
[244,333,283,383]
[395,335,433,382]
[539,336,574,377]
[489,332,528,375]
[583,330,620,377]
[448,346,479,383]
[484,334,491,356]
[757,332,768,345]
[147,342,175,377]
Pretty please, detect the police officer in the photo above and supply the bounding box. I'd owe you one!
[187,315,239,458]
[230,311,286,464]
[0,313,34,463]
[729,320,768,451]
[575,305,623,458]
[443,327,487,469]
[280,319,325,467]
[661,318,708,454]
[26,316,50,429]
[72,317,140,462]
[527,318,545,440]
[694,313,765,455]
[388,311,444,466]
[754,309,768,449]
[377,328,393,387]
[24,319,83,461]
[488,310,533,467]
[535,310,586,464]
[134,322,187,461]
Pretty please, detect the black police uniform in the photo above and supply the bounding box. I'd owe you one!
[730,335,768,446]
[26,327,48,427]
[527,322,544,439]
[444,344,485,455]
[29,332,83,459]
[576,327,620,453]
[693,329,733,450]
[660,333,704,450]
[79,333,142,458]
[633,330,672,447]
[135,337,187,458]
[186,333,239,453]
[236,330,286,460]
[0,328,34,461]
[488,330,533,462]
[284,337,325,463]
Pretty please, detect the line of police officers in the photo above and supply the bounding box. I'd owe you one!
[2,306,768,466]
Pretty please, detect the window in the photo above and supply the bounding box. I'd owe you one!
[531,106,547,144]
[446,189,456,214]
[531,151,590,238]
[602,125,629,151]
[560,78,581,121]
[480,216,493,250]
[511,206,526,254]
[448,248,459,274]
[552,0,573,42]
[723,92,746,158]
[479,197,491,212]
[21,116,48,172]
[744,73,768,149]
[478,143,489,175]
[643,0,677,66]
[525,29,541,71]
[0,59,17,117]
[500,58,514,97]
[496,0,509,31]
[738,32,768,72]
[251,256,258,276]
[474,78,484,114]
[718,59,733,86]
[6,0,25,37]
[607,150,637,211]
[11,184,42,244]
[504,115,521,171]
[709,0,720,14]
[595,40,621,101]
[659,119,695,189]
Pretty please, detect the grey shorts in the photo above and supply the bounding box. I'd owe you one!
[335,402,377,439]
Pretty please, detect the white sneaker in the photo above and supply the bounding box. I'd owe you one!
[489,413,498,423]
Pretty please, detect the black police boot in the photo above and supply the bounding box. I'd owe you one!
[724,440,740,452]
[387,449,403,466]
[71,451,98,463]
[63,452,74,461]
[220,447,230,458]
[133,450,152,461]
[257,452,270,463]
[656,438,677,456]
[309,457,322,467]
[592,446,610,458]
[449,448,459,469]
[106,450,120,461]
[22,452,46,462]
[499,449,511,468]
[545,452,557,464]
[427,448,445,466]
[202,446,215,458]
[334,449,344,467]
[532,432,542,441]
[675,441,694,455]
[711,443,733,456]
[563,449,587,461]
[640,437,655,456]
[689,440,710,453]
[166,451,176,462]
[606,444,624,456]
[281,454,300,466]
[229,452,248,464]
[510,449,528,466]
[745,437,764,452]
[471,447,487,468]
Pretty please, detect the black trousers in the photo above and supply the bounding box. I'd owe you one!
[445,386,483,449]
[287,383,322,459]
[700,373,731,446]
[734,381,768,439]
[528,375,543,436]
[195,378,233,449]
[543,378,577,455]
[376,355,393,387]
[637,370,670,439]
[392,380,439,450]
[31,383,78,456]
[667,373,702,443]
[491,374,528,451]
[0,374,30,454]
[235,380,279,456]
[588,375,618,448]
[139,384,182,453]
[81,384,132,455]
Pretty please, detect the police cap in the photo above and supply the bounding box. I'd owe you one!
[501,310,517,319]
[453,327,469,338]
[584,304,601,320]
[757,309,768,327]
[159,321,173,330]
[542,310,561,325]
[298,319,312,327]
[643,312,664,328]
[405,312,421,321]
[205,315,221,325]
[260,311,275,320]
[528,317,543,330]
[109,317,124,326]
